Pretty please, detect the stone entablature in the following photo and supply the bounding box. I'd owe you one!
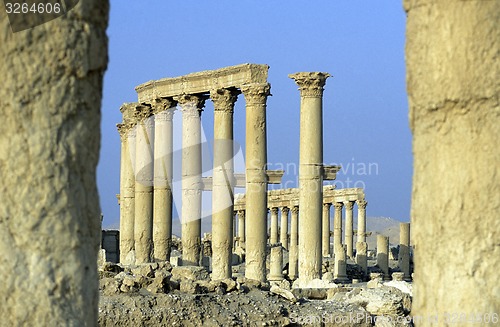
[135,63,269,103]
[234,186,366,210]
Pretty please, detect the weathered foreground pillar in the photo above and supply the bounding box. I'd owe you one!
[376,234,389,280]
[344,201,354,259]
[357,200,367,243]
[333,202,343,254]
[322,203,332,257]
[118,104,136,263]
[0,2,109,324]
[242,83,271,282]
[270,207,279,244]
[134,104,155,263]
[290,72,330,282]
[289,206,299,280]
[210,88,239,280]
[152,99,176,262]
[405,0,500,322]
[280,206,289,250]
[177,95,205,266]
[398,222,411,281]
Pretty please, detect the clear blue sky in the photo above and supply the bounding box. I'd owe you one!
[98,1,411,229]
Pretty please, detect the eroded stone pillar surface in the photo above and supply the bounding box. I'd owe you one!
[405,0,499,321]
[210,88,239,280]
[333,246,348,283]
[177,95,206,266]
[357,200,367,243]
[152,98,176,262]
[0,2,109,324]
[134,104,155,263]
[376,234,389,280]
[269,245,284,281]
[289,206,299,280]
[333,202,344,254]
[118,104,136,263]
[270,207,279,244]
[280,207,289,250]
[355,241,368,276]
[242,83,270,282]
[344,201,354,259]
[398,222,411,281]
[290,72,330,282]
[237,210,246,248]
[322,203,332,257]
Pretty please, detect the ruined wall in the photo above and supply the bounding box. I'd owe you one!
[0,2,108,325]
[405,0,499,324]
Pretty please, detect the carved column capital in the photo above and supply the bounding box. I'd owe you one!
[175,94,206,118]
[323,202,332,210]
[334,202,344,210]
[344,201,354,210]
[210,88,240,113]
[241,83,271,105]
[120,102,137,124]
[271,207,279,215]
[237,210,246,217]
[291,206,299,215]
[357,200,368,209]
[281,207,290,215]
[151,97,176,116]
[133,103,154,122]
[117,123,129,139]
[289,72,330,97]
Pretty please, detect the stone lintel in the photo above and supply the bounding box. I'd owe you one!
[323,165,341,180]
[200,174,246,191]
[266,170,284,184]
[136,63,269,103]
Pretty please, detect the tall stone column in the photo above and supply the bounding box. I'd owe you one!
[344,201,354,259]
[152,98,176,262]
[242,83,270,282]
[290,72,330,282]
[398,222,411,281]
[280,207,290,250]
[177,94,206,266]
[322,203,332,257]
[210,88,239,280]
[406,1,500,321]
[237,210,246,248]
[289,206,299,280]
[377,234,389,280]
[357,200,367,243]
[333,202,344,254]
[118,104,136,263]
[0,3,108,323]
[270,207,279,244]
[134,104,155,263]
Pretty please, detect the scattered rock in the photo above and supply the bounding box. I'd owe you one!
[270,285,298,303]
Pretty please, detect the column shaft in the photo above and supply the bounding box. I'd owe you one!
[242,83,270,282]
[290,72,330,282]
[289,206,299,280]
[134,105,155,263]
[280,207,289,250]
[237,210,245,247]
[270,207,279,244]
[178,95,205,266]
[344,201,354,259]
[333,202,344,254]
[377,234,390,280]
[152,100,175,262]
[210,88,238,280]
[398,222,411,280]
[322,203,332,257]
[357,200,367,243]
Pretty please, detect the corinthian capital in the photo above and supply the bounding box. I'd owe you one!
[334,202,344,210]
[210,88,240,113]
[133,103,153,122]
[241,83,271,105]
[344,201,354,210]
[175,94,206,117]
[151,97,176,115]
[357,200,368,209]
[289,72,330,97]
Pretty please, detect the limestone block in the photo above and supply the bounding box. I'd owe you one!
[270,285,298,303]
[0,1,109,325]
[171,266,210,281]
[346,287,406,316]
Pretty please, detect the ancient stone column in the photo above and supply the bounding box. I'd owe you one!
[152,98,176,262]
[333,202,344,254]
[270,207,279,244]
[177,94,206,266]
[269,245,284,282]
[0,2,108,324]
[322,203,332,257]
[333,246,349,283]
[134,104,155,263]
[289,206,299,280]
[398,222,411,281]
[237,210,246,248]
[118,104,136,263]
[210,88,239,280]
[376,234,389,280]
[357,200,367,243]
[241,83,271,282]
[406,1,500,321]
[355,241,368,276]
[290,72,330,282]
[344,201,354,259]
[280,207,290,250]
